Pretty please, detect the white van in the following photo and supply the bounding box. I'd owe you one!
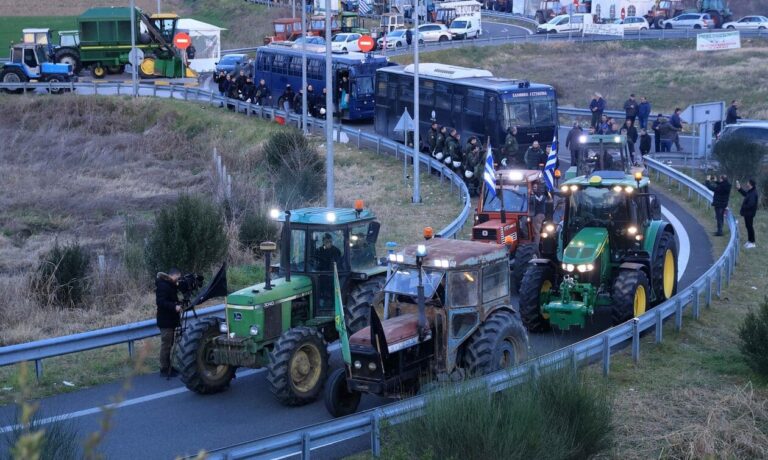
[537,13,594,33]
[448,15,482,39]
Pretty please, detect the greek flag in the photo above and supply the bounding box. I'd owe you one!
[358,0,372,15]
[543,135,558,191]
[483,142,497,198]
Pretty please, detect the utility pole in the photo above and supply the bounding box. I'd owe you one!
[130,0,138,97]
[302,0,308,134]
[325,0,334,207]
[412,0,421,203]
[157,0,161,13]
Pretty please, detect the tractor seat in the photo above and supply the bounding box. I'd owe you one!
[349,313,426,348]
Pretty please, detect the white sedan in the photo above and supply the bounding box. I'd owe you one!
[376,29,423,49]
[722,15,768,30]
[612,16,650,32]
[331,33,362,52]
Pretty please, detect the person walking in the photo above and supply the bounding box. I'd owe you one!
[638,96,651,130]
[405,28,413,47]
[726,100,741,125]
[589,92,605,128]
[652,113,663,153]
[639,128,652,157]
[657,117,677,153]
[156,269,182,378]
[705,174,731,236]
[670,108,684,152]
[623,93,638,123]
[736,179,759,248]
[565,122,583,167]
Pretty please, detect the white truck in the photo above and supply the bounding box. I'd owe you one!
[536,13,594,33]
[448,14,482,38]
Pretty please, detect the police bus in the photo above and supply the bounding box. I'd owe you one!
[253,43,390,121]
[374,63,558,153]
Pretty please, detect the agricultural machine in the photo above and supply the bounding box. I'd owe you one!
[535,1,565,24]
[53,7,196,79]
[564,134,643,180]
[518,170,678,332]
[173,204,387,406]
[324,238,529,417]
[471,168,546,290]
[264,18,304,44]
[1,42,76,94]
[645,0,732,29]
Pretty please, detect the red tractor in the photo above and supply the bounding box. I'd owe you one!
[264,18,304,44]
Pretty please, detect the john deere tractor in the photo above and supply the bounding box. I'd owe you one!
[565,134,640,181]
[174,204,386,406]
[519,170,678,331]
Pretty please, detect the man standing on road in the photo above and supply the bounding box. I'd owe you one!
[623,119,638,162]
[405,28,413,47]
[623,93,638,123]
[638,96,651,130]
[565,122,583,168]
[524,140,546,170]
[736,179,759,248]
[589,93,605,129]
[530,182,547,246]
[658,117,677,153]
[670,108,684,152]
[726,100,741,125]
[705,174,731,236]
[156,269,182,378]
[652,113,663,153]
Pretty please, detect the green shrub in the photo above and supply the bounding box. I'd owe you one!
[386,370,613,460]
[29,241,91,309]
[3,408,81,460]
[738,297,768,377]
[713,137,768,182]
[262,129,324,208]
[239,210,279,255]
[144,195,228,275]
[123,219,149,284]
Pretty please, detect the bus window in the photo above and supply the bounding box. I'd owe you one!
[504,99,531,127]
[435,83,451,110]
[532,96,555,126]
[466,89,484,115]
[419,80,434,106]
[307,58,323,79]
[289,57,302,76]
[355,76,373,95]
[400,85,413,102]
[257,52,273,71]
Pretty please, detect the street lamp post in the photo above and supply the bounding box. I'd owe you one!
[302,0,308,135]
[325,0,335,207]
[130,0,138,97]
[412,0,421,203]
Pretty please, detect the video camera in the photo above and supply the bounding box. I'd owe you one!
[177,273,204,308]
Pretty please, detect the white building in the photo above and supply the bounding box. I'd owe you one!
[591,0,655,20]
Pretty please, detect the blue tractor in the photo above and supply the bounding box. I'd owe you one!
[1,43,76,94]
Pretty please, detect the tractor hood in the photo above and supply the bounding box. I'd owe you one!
[562,228,608,265]
[227,275,312,306]
[42,62,72,75]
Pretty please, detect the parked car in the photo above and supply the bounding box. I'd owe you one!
[215,53,248,75]
[722,16,768,30]
[662,13,714,29]
[537,13,594,34]
[376,29,423,49]
[331,33,363,52]
[448,15,482,39]
[718,122,768,146]
[416,23,452,42]
[611,16,650,32]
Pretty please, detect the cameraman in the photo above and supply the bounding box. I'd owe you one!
[156,268,182,377]
[705,174,731,237]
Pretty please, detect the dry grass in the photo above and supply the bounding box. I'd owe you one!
[396,39,768,119]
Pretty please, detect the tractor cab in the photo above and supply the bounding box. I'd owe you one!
[566,134,642,180]
[340,12,369,34]
[58,30,80,48]
[149,13,180,44]
[21,28,55,58]
[309,15,341,36]
[5,43,72,79]
[265,18,304,44]
[379,13,405,36]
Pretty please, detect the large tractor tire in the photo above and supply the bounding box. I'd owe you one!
[324,367,361,417]
[510,243,538,293]
[654,17,665,29]
[1,68,27,94]
[651,230,678,305]
[519,264,554,332]
[268,327,329,406]
[462,310,528,376]
[139,56,157,79]
[176,317,236,394]
[54,49,81,74]
[91,64,107,79]
[611,270,650,325]
[107,65,125,75]
[45,75,67,94]
[345,276,386,334]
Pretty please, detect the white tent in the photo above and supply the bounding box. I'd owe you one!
[177,18,226,73]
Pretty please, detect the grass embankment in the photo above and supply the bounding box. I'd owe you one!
[397,39,768,119]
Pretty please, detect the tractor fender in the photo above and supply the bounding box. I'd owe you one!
[619,262,646,273]
[486,304,519,318]
[528,258,558,269]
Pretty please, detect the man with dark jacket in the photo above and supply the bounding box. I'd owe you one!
[637,96,651,129]
[657,117,678,152]
[306,84,317,116]
[565,122,583,167]
[589,92,605,128]
[623,94,638,123]
[736,179,759,248]
[241,77,255,102]
[254,79,271,106]
[435,126,447,161]
[234,69,248,94]
[463,137,483,194]
[524,141,546,170]
[670,108,684,152]
[726,100,741,125]
[156,269,182,377]
[427,121,439,156]
[705,174,732,236]
[530,181,548,245]
[279,84,295,112]
[623,119,638,160]
[501,126,519,166]
[639,129,652,157]
[651,113,663,152]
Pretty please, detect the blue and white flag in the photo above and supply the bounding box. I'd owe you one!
[358,0,372,15]
[543,135,558,191]
[483,142,497,198]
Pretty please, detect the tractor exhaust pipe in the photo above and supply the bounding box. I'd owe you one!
[416,245,428,340]
[260,242,277,290]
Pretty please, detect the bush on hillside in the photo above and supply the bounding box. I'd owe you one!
[738,297,768,377]
[144,195,228,276]
[713,137,768,182]
[239,209,279,256]
[261,129,324,208]
[29,242,91,309]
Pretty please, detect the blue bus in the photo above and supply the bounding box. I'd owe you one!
[253,43,391,121]
[374,63,559,153]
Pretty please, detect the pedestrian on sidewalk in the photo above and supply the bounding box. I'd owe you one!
[736,179,759,248]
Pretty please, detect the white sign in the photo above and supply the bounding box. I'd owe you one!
[583,23,624,37]
[680,102,724,124]
[697,31,741,51]
[128,48,144,66]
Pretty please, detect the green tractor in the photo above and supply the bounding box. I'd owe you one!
[173,204,387,405]
[519,170,678,331]
[565,134,642,181]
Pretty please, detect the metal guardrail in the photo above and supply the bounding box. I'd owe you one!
[0,81,471,378]
[204,155,740,459]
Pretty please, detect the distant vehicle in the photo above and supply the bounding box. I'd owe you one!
[331,32,363,52]
[722,15,768,30]
[292,36,326,45]
[537,13,593,33]
[376,29,423,49]
[415,23,453,42]
[662,13,715,29]
[215,53,247,75]
[718,122,768,147]
[611,16,650,32]
[1,42,76,94]
[448,16,482,39]
[265,18,304,44]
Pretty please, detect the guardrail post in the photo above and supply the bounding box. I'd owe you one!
[602,335,610,376]
[117,83,121,96]
[705,275,712,307]
[302,432,311,459]
[724,253,731,287]
[570,348,578,376]
[655,308,663,344]
[371,411,382,458]
[93,82,97,95]
[35,359,43,381]
[716,265,722,299]
[631,318,640,364]
[530,361,540,384]
[692,286,700,320]
[128,340,135,358]
[153,84,157,97]
[376,136,380,155]
[674,298,683,332]
[357,129,361,149]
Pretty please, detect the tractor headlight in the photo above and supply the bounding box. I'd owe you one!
[627,226,638,235]
[624,186,634,194]
[249,325,259,336]
[576,264,593,273]
[354,360,362,369]
[541,232,549,239]
[219,322,228,334]
[562,263,575,272]
[368,362,377,371]
[545,224,555,233]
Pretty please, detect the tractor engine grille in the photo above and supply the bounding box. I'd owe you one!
[263,303,282,340]
[472,228,497,241]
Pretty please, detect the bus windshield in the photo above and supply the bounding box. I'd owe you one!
[482,186,528,213]
[503,93,556,128]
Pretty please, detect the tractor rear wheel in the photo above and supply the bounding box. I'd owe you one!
[510,243,538,293]
[651,231,677,305]
[519,264,554,332]
[1,68,27,94]
[611,270,650,325]
[346,276,386,334]
[176,317,236,394]
[54,49,81,74]
[324,368,361,417]
[462,310,528,376]
[139,56,157,78]
[268,327,328,406]
[91,64,106,79]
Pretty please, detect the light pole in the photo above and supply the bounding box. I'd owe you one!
[412,0,421,203]
[130,0,138,97]
[301,0,308,135]
[157,0,161,13]
[325,0,335,207]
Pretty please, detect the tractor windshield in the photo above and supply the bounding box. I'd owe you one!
[385,268,444,299]
[349,223,377,271]
[568,187,631,228]
[482,186,528,213]
[579,143,626,176]
[309,229,347,272]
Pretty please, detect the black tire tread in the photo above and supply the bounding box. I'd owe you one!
[323,367,361,417]
[462,310,528,376]
[54,49,81,74]
[510,243,538,293]
[519,264,553,332]
[611,270,650,325]
[267,326,328,406]
[345,276,386,334]
[176,317,235,395]
[651,230,677,305]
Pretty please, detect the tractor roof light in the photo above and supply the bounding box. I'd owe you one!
[432,259,450,268]
[416,244,428,257]
[579,135,588,143]
[326,211,337,223]
[508,171,524,182]
[634,171,643,181]
[423,227,434,240]
[269,208,281,220]
[354,199,365,213]
[388,253,405,263]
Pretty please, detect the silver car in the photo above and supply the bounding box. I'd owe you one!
[376,29,423,49]
[663,13,714,29]
[416,23,452,42]
[722,16,768,30]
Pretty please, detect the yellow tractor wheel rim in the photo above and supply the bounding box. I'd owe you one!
[140,58,156,76]
[663,249,675,299]
[540,280,552,319]
[93,66,105,77]
[290,343,322,393]
[634,284,647,317]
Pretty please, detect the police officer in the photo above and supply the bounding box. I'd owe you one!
[451,132,464,173]
[444,129,459,168]
[434,125,447,161]
[427,121,439,157]
[501,126,519,167]
[524,141,546,170]
[463,137,483,195]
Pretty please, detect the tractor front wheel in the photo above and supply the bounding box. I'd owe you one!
[346,276,386,334]
[510,243,537,293]
[611,270,650,325]
[91,64,106,79]
[651,231,677,305]
[176,317,236,394]
[519,264,554,332]
[45,76,66,94]
[268,327,329,406]
[1,68,27,94]
[324,368,361,417]
[462,310,528,376]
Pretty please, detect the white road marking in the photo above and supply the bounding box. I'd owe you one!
[661,205,689,281]
[0,344,342,433]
